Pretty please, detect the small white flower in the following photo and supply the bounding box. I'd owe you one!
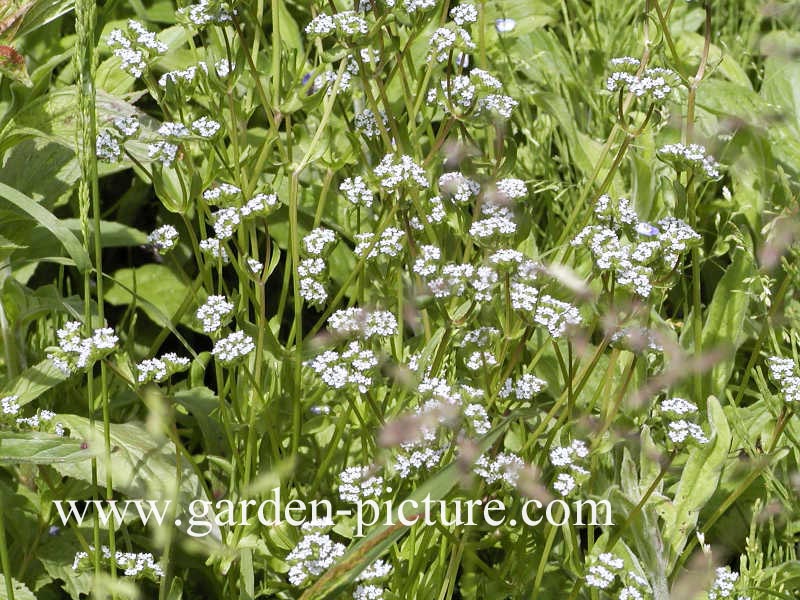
[196,295,235,334]
[147,141,179,166]
[303,228,337,256]
[211,331,255,365]
[340,176,374,208]
[658,143,721,179]
[338,466,384,503]
[450,4,478,25]
[191,116,221,138]
[199,237,230,263]
[1,395,20,415]
[474,452,524,486]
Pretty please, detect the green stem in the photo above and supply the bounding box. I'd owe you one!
[0,493,14,600]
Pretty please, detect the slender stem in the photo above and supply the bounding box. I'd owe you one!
[0,492,14,600]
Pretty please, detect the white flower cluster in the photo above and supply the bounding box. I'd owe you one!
[106,20,167,78]
[199,237,229,264]
[210,207,240,240]
[585,552,651,598]
[474,452,524,487]
[328,308,398,339]
[1,395,20,416]
[659,398,708,446]
[767,356,800,403]
[658,143,721,179]
[47,321,119,376]
[438,172,480,204]
[572,195,700,298]
[147,140,179,166]
[13,408,65,437]
[428,26,475,63]
[177,0,236,27]
[606,67,677,101]
[450,3,478,25]
[498,373,547,401]
[305,341,378,393]
[354,228,406,260]
[496,178,528,199]
[95,116,143,162]
[549,440,590,497]
[374,153,429,193]
[353,559,393,600]
[191,116,221,138]
[610,326,663,354]
[203,183,241,205]
[199,188,278,264]
[585,552,624,589]
[96,130,122,162]
[136,352,190,384]
[303,228,337,256]
[667,420,709,446]
[148,224,179,254]
[609,56,641,68]
[73,546,164,579]
[286,523,346,588]
[2,398,65,437]
[469,199,518,244]
[340,176,374,208]
[338,465,384,503]
[464,403,490,434]
[211,331,255,365]
[708,567,750,600]
[354,109,388,139]
[660,397,698,417]
[394,445,443,479]
[114,116,141,136]
[427,68,517,119]
[305,11,369,38]
[532,295,582,338]
[299,258,328,306]
[196,295,235,334]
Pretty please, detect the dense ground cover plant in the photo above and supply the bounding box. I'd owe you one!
[0,0,799,598]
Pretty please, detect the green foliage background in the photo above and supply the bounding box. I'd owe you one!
[0,0,799,599]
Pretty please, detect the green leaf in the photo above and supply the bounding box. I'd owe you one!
[61,219,148,247]
[0,181,92,272]
[700,248,753,398]
[760,33,800,174]
[661,396,731,566]
[12,0,74,39]
[0,431,94,464]
[51,415,217,536]
[2,358,69,407]
[105,264,201,332]
[0,574,36,600]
